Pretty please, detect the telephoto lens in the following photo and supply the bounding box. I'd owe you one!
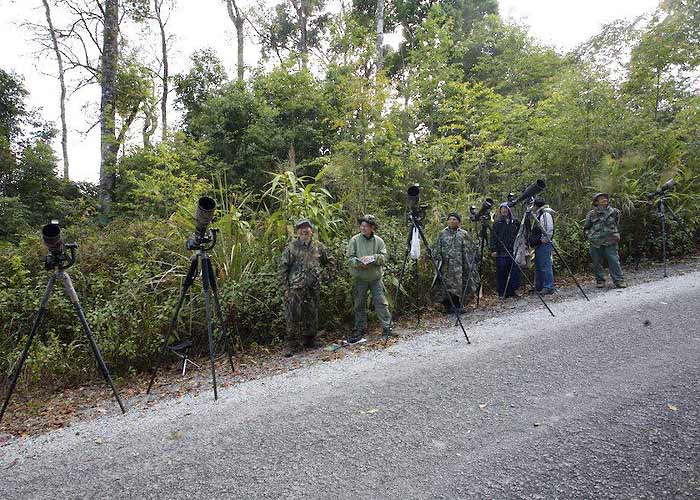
[42,222,64,255]
[194,196,216,235]
[508,180,546,207]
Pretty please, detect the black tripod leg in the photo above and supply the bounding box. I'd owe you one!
[0,273,57,425]
[147,255,199,394]
[413,219,471,344]
[393,230,412,307]
[61,272,125,414]
[200,253,218,401]
[550,241,589,301]
[666,205,700,252]
[207,260,235,372]
[475,227,487,307]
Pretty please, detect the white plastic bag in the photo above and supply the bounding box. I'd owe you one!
[410,227,421,260]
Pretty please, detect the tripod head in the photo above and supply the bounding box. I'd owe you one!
[186,227,219,251]
[42,221,77,270]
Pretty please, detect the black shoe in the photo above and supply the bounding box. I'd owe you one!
[283,344,300,357]
[383,327,399,338]
[302,336,321,349]
[541,288,555,295]
[347,334,363,344]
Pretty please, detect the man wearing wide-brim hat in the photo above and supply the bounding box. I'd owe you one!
[583,193,627,289]
[346,214,394,342]
[279,218,336,356]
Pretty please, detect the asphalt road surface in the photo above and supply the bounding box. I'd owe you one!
[2,271,700,499]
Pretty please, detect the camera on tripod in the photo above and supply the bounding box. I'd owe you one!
[647,179,675,200]
[42,220,76,270]
[187,196,218,250]
[470,198,494,222]
[406,184,428,222]
[507,180,546,208]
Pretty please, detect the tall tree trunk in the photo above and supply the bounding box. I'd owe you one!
[156,2,169,141]
[42,0,70,180]
[225,0,245,81]
[100,0,119,215]
[290,0,308,68]
[375,0,385,72]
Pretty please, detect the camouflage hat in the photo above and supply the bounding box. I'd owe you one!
[592,193,609,205]
[294,218,313,230]
[358,214,378,228]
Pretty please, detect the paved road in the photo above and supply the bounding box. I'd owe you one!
[2,271,700,499]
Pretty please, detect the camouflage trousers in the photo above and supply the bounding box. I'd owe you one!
[284,287,320,346]
[353,278,392,333]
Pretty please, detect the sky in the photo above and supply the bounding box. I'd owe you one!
[0,0,660,183]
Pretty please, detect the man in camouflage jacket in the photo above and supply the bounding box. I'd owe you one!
[279,218,336,356]
[583,193,627,289]
[433,212,478,312]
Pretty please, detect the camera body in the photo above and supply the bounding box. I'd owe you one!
[470,198,494,222]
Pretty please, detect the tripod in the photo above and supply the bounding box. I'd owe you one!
[0,245,125,425]
[470,216,490,308]
[653,194,700,277]
[395,213,471,344]
[393,226,423,326]
[147,229,235,401]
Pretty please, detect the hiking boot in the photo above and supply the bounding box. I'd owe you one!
[383,326,399,338]
[615,281,627,289]
[541,288,555,295]
[596,281,606,288]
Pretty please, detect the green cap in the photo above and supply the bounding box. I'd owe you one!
[294,218,313,230]
[358,214,378,228]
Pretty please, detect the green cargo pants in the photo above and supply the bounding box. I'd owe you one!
[352,278,392,333]
[590,243,624,285]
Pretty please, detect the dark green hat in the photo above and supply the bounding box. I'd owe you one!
[294,218,313,230]
[358,214,378,228]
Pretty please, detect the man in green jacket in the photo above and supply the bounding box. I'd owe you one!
[279,218,336,356]
[583,193,627,289]
[346,214,394,343]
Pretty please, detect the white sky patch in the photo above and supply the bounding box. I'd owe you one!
[0,0,660,182]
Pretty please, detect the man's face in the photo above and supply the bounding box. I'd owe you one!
[360,221,373,237]
[597,197,609,209]
[297,226,313,241]
[448,216,460,230]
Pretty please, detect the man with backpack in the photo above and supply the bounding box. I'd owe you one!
[527,197,555,295]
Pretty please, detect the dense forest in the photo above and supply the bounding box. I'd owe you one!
[1,0,699,387]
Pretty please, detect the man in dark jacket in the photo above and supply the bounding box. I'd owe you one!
[491,203,521,298]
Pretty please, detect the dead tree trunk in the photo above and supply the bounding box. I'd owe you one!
[375,0,384,72]
[42,0,70,180]
[225,0,246,81]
